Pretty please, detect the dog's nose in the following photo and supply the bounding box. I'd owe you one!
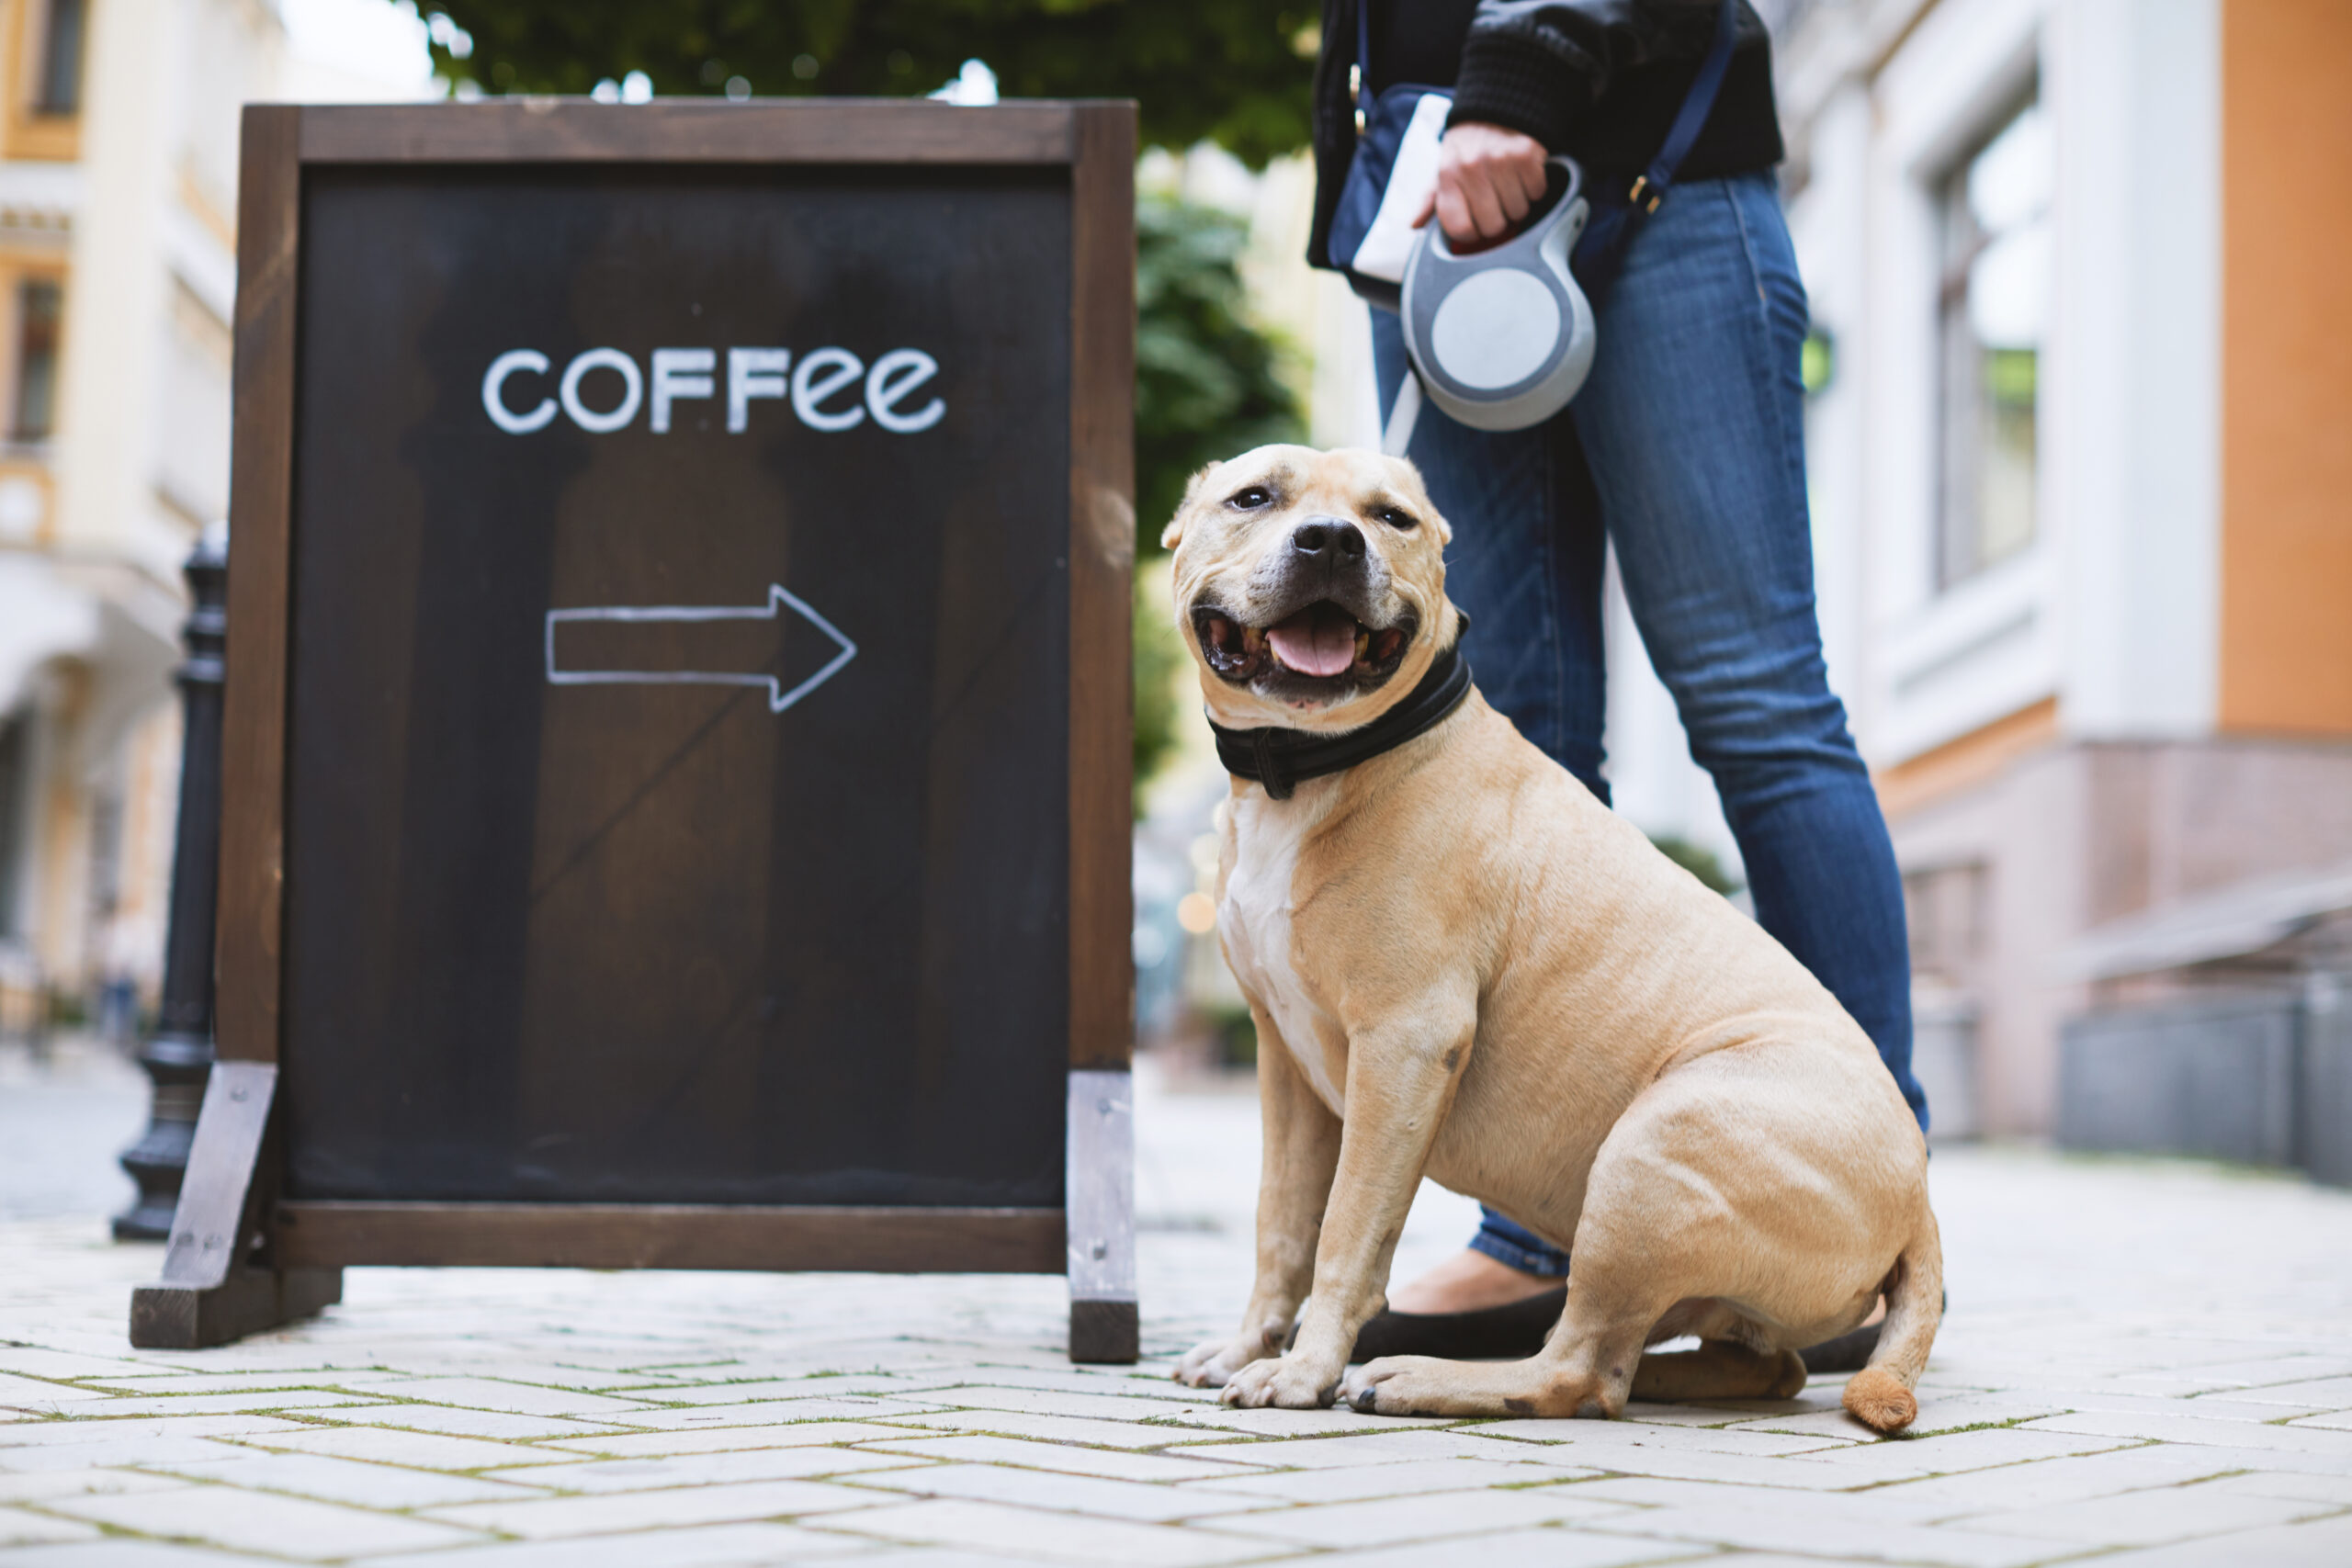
[1291,516,1365,563]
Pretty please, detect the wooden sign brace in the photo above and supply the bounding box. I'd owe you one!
[133,99,1138,1361]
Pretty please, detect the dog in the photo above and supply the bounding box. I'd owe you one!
[1165,445,1940,1432]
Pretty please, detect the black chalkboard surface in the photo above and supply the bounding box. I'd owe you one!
[285,166,1071,1209]
[131,101,1136,1359]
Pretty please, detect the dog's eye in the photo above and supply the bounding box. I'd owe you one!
[1372,505,1419,531]
[1225,486,1274,512]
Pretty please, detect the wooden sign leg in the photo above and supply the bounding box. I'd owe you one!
[130,1061,341,1348]
[1066,1068,1138,1362]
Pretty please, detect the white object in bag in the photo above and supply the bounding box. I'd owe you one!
[1347,94,1453,286]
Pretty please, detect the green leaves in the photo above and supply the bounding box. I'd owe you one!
[428,0,1318,164]
[1132,194,1303,795]
[1135,196,1304,555]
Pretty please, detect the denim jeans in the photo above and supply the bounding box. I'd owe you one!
[1371,171,1929,1279]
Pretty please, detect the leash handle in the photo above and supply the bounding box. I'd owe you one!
[1381,371,1422,457]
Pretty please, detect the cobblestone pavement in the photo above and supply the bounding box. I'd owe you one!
[4,1062,2352,1565]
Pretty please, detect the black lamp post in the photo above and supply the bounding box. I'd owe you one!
[113,528,226,1241]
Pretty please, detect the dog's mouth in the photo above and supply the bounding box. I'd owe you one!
[1191,600,1416,698]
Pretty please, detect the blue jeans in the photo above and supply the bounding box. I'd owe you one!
[1372,172,1929,1280]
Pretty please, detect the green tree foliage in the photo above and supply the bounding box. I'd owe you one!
[1649,834,1742,896]
[1132,569,1184,803]
[427,0,1318,165]
[1131,194,1304,797]
[1135,196,1304,554]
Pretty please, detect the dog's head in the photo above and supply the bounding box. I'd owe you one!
[1163,445,1457,733]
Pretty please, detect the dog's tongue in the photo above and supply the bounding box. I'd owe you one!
[1267,604,1357,677]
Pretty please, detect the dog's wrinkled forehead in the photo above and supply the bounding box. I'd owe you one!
[1163,446,1449,557]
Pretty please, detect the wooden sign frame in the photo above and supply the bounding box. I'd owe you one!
[131,100,1137,1361]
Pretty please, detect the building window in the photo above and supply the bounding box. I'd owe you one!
[12,279,60,443]
[35,0,85,116]
[1937,90,2050,589]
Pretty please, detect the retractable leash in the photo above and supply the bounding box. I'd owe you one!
[1363,0,1743,459]
[1385,158,1594,456]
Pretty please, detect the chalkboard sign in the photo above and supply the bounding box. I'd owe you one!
[131,101,1136,1360]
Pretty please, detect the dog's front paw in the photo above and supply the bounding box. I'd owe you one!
[1175,1317,1286,1388]
[1341,1355,1527,1417]
[1340,1355,1450,1416]
[1220,1353,1340,1410]
[1342,1355,1574,1418]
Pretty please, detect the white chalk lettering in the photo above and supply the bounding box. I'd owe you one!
[560,347,643,433]
[865,348,945,434]
[482,349,557,434]
[487,344,947,434]
[650,347,717,433]
[792,347,866,432]
[728,347,789,433]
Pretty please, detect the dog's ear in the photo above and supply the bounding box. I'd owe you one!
[1160,462,1219,550]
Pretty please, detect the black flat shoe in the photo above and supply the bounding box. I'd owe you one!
[1793,1318,1882,1373]
[1346,1291,1925,1371]
[1347,1287,1568,1362]
[1794,1290,1945,1374]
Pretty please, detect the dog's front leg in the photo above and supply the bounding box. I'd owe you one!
[1222,998,1476,1409]
[1175,1003,1340,1388]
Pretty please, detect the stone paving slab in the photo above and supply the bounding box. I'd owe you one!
[45,1483,490,1557]
[809,1497,1287,1565]
[542,1421,925,1459]
[474,1448,921,1495]
[856,1435,1257,1483]
[416,1476,888,1540]
[3,1068,2352,1564]
[1301,1530,1710,1567]
[357,1519,877,1567]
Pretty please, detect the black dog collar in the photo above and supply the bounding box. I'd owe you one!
[1210,641,1473,801]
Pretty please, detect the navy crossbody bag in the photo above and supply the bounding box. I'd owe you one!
[1327,0,1742,310]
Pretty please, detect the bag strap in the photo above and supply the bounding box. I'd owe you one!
[1627,0,1740,211]
[1353,0,1375,120]
[1383,0,1741,455]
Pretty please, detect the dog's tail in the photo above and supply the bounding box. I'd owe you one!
[1841,1205,1943,1433]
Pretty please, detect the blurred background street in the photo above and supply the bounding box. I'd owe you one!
[0,0,2349,1560]
[0,1034,141,1224]
[2,0,2346,1183]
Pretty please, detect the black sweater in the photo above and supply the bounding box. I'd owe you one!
[1310,0,1784,270]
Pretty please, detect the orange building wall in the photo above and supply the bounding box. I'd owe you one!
[2220,0,2352,736]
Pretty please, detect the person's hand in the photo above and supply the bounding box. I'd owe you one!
[1413,122,1548,247]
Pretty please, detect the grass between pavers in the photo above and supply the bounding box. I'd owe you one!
[8,1414,2304,1562]
[6,1436,958,1554]
[21,1369,2310,1559]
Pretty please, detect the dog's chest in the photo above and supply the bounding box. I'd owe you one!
[1220,788,1349,1115]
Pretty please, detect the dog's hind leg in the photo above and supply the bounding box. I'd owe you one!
[1841,1206,1944,1433]
[1341,1275,1665,1418]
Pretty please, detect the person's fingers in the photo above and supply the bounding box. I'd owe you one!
[1497,175,1532,226]
[1463,170,1509,240]
[1512,154,1551,209]
[1435,180,1476,243]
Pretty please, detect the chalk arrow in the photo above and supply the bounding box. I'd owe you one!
[544,584,857,714]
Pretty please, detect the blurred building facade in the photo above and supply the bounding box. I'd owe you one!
[1775,0,2352,1138]
[0,0,424,1027]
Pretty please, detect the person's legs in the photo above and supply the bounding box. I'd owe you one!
[1369,312,1609,792]
[1371,310,1600,1290]
[1569,172,1928,1128]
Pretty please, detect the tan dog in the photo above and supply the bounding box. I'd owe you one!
[1165,446,1940,1432]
